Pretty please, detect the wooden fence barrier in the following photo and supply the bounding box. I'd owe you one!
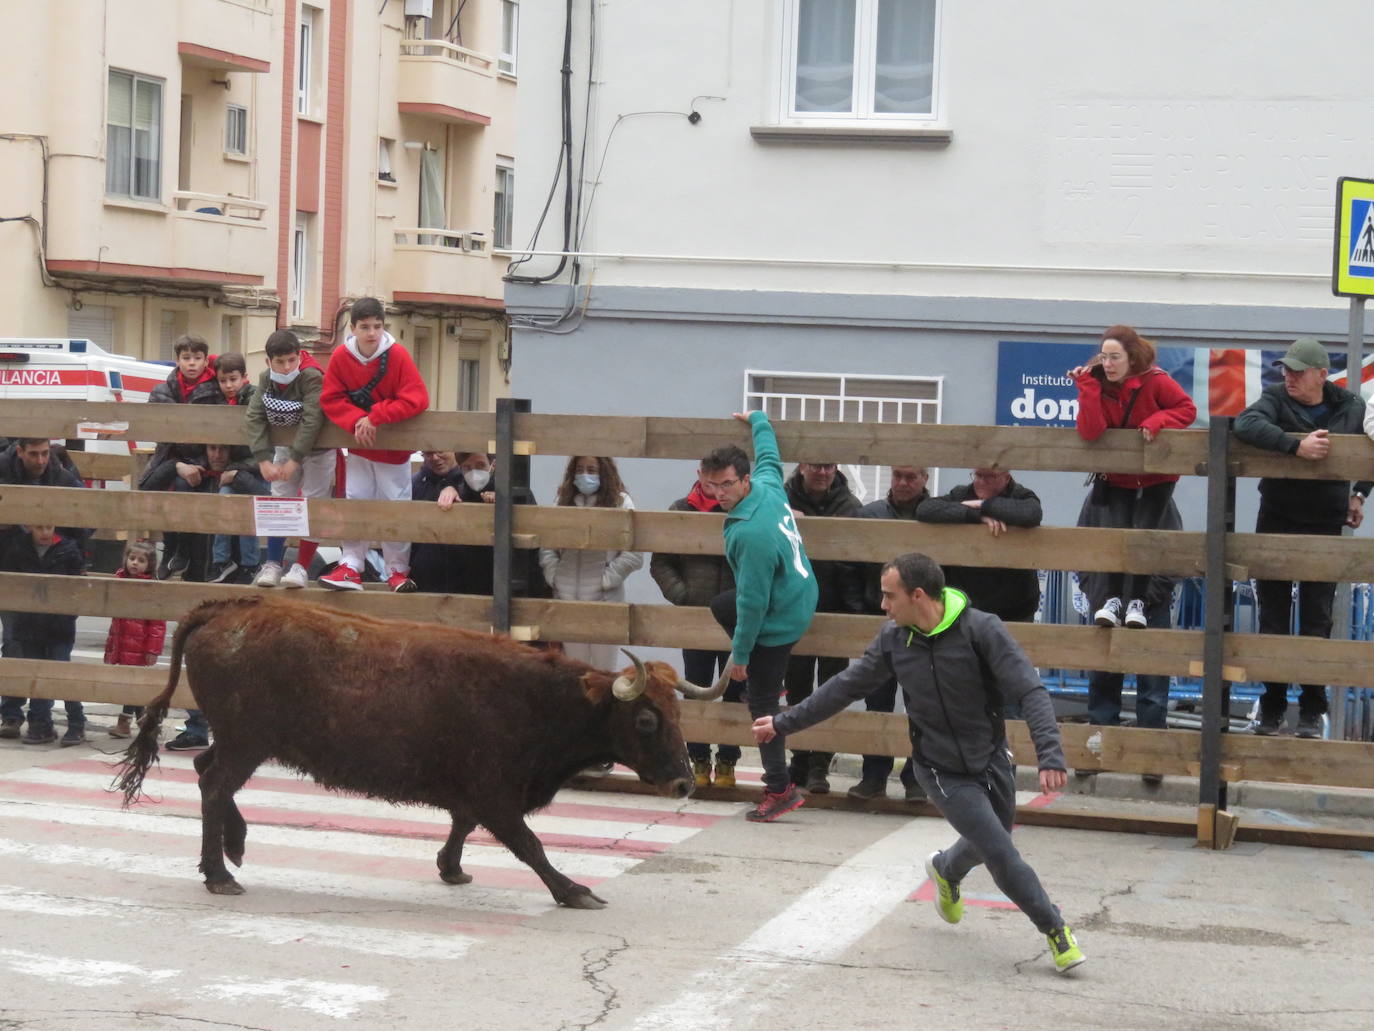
[3,401,1374,851]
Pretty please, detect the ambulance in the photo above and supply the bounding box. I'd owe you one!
[0,337,171,404]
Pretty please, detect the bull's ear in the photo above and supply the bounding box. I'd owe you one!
[579,671,614,700]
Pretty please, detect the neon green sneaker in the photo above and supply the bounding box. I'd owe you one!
[1047,925,1086,974]
[924,851,963,924]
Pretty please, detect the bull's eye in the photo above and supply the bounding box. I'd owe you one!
[635,709,658,735]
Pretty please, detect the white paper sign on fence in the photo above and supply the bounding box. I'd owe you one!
[253,497,310,537]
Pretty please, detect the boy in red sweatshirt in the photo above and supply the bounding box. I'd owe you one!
[318,297,429,591]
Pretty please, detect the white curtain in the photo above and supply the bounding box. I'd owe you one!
[874,0,936,114]
[795,0,856,113]
[106,71,132,196]
[418,148,445,245]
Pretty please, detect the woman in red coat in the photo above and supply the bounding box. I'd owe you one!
[1071,325,1196,629]
[105,541,167,738]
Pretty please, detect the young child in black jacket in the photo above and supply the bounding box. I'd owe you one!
[0,524,88,745]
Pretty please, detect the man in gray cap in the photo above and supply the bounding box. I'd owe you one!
[1234,338,1373,738]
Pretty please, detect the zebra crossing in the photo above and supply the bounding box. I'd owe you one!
[0,748,744,1022]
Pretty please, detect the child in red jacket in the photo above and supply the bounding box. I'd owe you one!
[318,296,430,592]
[105,541,167,738]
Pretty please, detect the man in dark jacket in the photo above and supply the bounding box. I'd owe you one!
[0,524,87,745]
[783,461,862,793]
[1233,337,1373,738]
[651,469,740,789]
[847,465,930,802]
[752,552,1085,976]
[916,468,1043,623]
[0,438,90,546]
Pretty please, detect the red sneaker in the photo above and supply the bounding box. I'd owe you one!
[745,785,805,823]
[319,565,363,591]
[387,571,417,593]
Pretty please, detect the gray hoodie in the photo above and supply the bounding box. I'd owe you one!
[772,589,1065,776]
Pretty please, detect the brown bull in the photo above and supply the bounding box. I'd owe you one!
[116,596,727,909]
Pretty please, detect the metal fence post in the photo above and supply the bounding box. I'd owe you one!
[492,397,532,634]
[1198,417,1236,824]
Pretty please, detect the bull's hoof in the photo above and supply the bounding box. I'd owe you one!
[439,869,473,885]
[205,877,245,896]
[560,888,608,910]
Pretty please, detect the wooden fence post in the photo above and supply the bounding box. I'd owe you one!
[491,397,531,634]
[1198,417,1236,846]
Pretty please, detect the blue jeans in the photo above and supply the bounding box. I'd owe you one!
[1087,595,1172,728]
[182,710,209,740]
[682,649,743,763]
[0,639,81,729]
[212,474,269,567]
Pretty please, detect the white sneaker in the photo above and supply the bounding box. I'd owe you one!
[1094,597,1123,628]
[280,562,309,589]
[1123,598,1147,629]
[253,561,283,588]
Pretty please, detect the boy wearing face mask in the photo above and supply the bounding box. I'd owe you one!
[245,329,332,589]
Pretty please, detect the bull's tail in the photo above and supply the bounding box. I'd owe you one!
[115,598,250,806]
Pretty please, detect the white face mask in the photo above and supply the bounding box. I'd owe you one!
[269,367,302,385]
[574,473,600,496]
[463,468,491,492]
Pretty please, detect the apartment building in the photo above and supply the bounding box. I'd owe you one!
[0,0,516,411]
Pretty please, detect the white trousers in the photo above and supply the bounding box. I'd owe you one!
[269,447,336,502]
[340,452,412,575]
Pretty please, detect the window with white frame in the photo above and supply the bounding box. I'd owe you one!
[297,6,317,116]
[745,370,943,502]
[493,162,514,249]
[290,219,309,320]
[106,70,163,200]
[499,0,518,74]
[782,0,938,122]
[225,104,248,155]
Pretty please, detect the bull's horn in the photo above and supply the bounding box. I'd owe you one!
[612,649,648,701]
[676,665,731,701]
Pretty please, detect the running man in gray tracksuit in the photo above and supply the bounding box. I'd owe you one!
[752,551,1086,974]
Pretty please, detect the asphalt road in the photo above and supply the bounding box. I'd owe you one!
[1,713,1371,1031]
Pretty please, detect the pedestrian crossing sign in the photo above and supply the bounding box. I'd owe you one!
[1333,176,1374,297]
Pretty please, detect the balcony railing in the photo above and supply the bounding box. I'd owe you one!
[172,191,267,221]
[393,227,488,253]
[398,38,494,71]
[391,227,503,300]
[397,39,496,124]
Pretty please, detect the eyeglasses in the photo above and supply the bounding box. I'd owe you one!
[1097,352,1127,363]
[705,477,741,491]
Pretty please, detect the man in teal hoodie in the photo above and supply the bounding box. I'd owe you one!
[702,411,819,822]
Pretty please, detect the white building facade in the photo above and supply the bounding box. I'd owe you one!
[506,0,1374,531]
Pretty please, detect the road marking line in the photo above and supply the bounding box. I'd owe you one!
[0,947,178,988]
[634,817,951,1031]
[199,975,387,1020]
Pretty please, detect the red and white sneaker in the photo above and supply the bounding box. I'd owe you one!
[387,571,417,593]
[319,565,363,591]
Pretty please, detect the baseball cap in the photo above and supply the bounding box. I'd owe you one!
[1274,337,1329,372]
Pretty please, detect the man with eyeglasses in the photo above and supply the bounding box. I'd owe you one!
[781,458,863,795]
[699,412,819,822]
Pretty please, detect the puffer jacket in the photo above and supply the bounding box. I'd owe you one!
[103,568,167,666]
[650,483,735,606]
[773,588,1065,776]
[784,467,862,612]
[540,492,644,601]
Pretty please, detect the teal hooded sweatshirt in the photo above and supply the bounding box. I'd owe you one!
[723,411,819,665]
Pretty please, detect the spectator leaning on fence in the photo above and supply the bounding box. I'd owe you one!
[844,464,930,802]
[781,459,862,795]
[540,456,644,670]
[434,450,549,601]
[319,296,431,592]
[701,413,819,823]
[650,462,740,790]
[0,524,87,746]
[751,552,1085,976]
[1071,325,1196,630]
[245,329,331,590]
[1233,337,1372,739]
[143,334,219,579]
